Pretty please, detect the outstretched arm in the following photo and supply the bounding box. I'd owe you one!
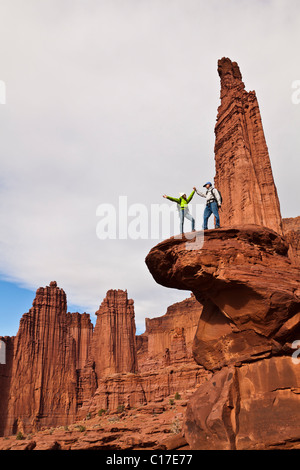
[193,187,206,198]
[163,195,180,203]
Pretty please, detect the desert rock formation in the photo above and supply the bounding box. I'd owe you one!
[145,57,300,449]
[78,293,209,419]
[2,281,80,435]
[145,226,300,449]
[90,289,138,378]
[0,286,209,438]
[0,57,299,450]
[214,58,283,234]
[282,216,300,265]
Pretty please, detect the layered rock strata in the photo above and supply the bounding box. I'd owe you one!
[3,282,80,435]
[0,336,14,436]
[0,286,209,437]
[137,295,202,372]
[145,226,300,449]
[90,289,138,378]
[79,294,209,417]
[214,57,282,234]
[282,216,300,265]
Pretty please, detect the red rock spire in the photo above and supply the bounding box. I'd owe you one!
[90,289,138,378]
[3,282,91,435]
[214,57,283,234]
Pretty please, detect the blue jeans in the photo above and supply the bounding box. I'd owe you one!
[203,201,220,229]
[179,209,195,234]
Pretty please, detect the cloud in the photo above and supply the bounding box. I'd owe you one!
[0,0,299,333]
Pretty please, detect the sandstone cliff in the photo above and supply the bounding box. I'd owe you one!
[144,57,300,449]
[78,292,209,417]
[137,294,202,372]
[146,226,300,369]
[145,226,300,449]
[0,286,209,438]
[214,57,282,234]
[0,336,14,436]
[66,311,93,371]
[3,281,79,435]
[90,289,138,378]
[282,216,300,265]
[1,57,299,450]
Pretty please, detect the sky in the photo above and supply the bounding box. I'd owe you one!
[0,0,299,336]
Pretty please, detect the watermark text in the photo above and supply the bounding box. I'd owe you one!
[291,80,300,104]
[292,340,300,365]
[0,339,6,364]
[96,196,205,250]
[0,80,6,104]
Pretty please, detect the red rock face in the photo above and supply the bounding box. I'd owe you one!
[90,289,138,378]
[144,57,300,449]
[145,225,300,448]
[78,292,210,417]
[0,336,14,436]
[185,357,300,450]
[283,216,300,265]
[66,312,93,370]
[65,311,96,410]
[214,57,282,234]
[0,282,96,436]
[137,295,202,372]
[146,226,300,368]
[0,286,209,437]
[3,282,79,435]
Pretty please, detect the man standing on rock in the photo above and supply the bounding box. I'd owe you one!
[163,190,195,234]
[193,182,221,230]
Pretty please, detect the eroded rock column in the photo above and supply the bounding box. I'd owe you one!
[214,57,282,234]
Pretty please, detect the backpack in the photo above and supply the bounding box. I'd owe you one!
[208,187,222,205]
[215,188,222,204]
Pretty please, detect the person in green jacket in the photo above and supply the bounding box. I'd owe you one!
[163,190,195,234]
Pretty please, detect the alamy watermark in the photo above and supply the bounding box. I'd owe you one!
[96,196,205,250]
[0,339,6,364]
[0,80,6,104]
[291,80,300,104]
[292,340,300,365]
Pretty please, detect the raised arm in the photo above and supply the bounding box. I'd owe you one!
[193,187,206,198]
[186,189,195,203]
